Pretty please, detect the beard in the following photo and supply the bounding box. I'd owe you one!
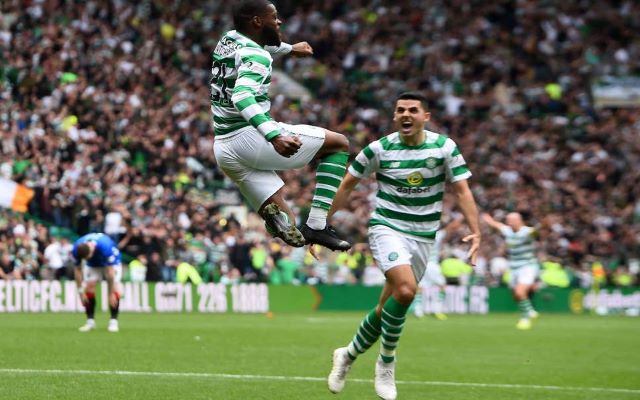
[263,26,281,46]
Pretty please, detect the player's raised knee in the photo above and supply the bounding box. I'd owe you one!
[394,283,417,305]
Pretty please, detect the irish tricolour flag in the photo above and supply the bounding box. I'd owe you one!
[0,178,34,213]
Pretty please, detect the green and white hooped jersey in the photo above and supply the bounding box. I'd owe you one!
[349,131,471,242]
[210,30,289,141]
[499,226,539,269]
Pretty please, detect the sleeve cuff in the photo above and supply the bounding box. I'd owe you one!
[265,130,281,141]
[449,171,472,183]
[348,166,364,179]
[278,42,293,54]
[265,43,293,55]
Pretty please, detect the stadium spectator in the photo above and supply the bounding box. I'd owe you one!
[43,236,69,280]
[0,252,22,280]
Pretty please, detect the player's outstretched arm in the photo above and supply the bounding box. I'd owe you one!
[264,42,313,57]
[481,212,507,231]
[328,172,360,220]
[452,179,481,266]
[290,42,313,57]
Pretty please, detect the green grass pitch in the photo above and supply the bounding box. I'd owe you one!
[0,312,638,399]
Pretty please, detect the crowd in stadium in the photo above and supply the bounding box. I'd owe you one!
[1,0,639,287]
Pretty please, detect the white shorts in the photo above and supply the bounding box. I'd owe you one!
[368,225,433,282]
[509,265,539,288]
[420,261,446,287]
[213,123,325,210]
[83,264,123,286]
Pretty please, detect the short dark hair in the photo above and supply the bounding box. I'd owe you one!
[76,243,91,260]
[232,0,273,30]
[396,92,429,110]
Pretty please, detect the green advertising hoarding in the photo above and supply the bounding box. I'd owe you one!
[0,281,269,313]
[0,281,638,315]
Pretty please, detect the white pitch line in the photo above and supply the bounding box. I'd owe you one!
[0,368,638,395]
